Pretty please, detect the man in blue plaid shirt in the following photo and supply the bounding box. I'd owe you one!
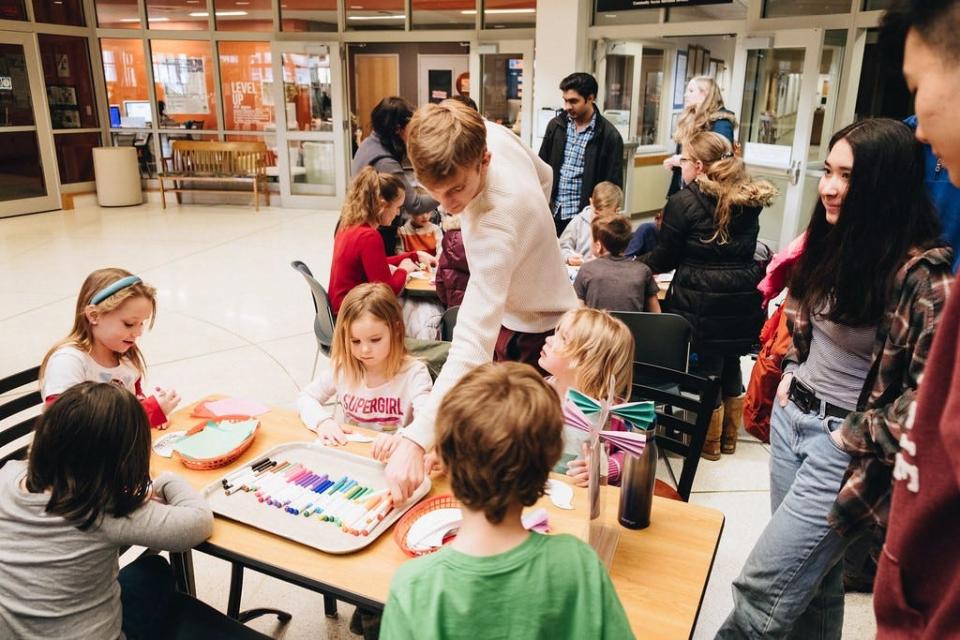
[539,72,624,236]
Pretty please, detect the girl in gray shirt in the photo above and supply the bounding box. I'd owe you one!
[0,382,213,640]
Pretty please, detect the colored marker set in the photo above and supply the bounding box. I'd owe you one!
[219,457,394,537]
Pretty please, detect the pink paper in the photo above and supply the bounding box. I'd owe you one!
[204,397,270,417]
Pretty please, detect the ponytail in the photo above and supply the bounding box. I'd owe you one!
[338,167,405,231]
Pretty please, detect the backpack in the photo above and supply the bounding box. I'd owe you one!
[743,303,791,443]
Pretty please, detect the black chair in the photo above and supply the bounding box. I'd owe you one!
[0,366,42,468]
[291,260,336,377]
[629,362,719,502]
[610,311,692,374]
[439,305,459,342]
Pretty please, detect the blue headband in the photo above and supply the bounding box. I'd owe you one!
[90,276,142,305]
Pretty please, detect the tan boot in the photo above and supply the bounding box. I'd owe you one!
[701,406,723,461]
[722,395,745,454]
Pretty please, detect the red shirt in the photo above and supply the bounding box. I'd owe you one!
[329,224,416,313]
[875,276,960,639]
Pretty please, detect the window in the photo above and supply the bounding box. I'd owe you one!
[0,0,24,20]
[214,0,273,31]
[100,39,150,128]
[53,132,100,183]
[33,0,84,26]
[484,0,536,29]
[346,0,404,31]
[39,35,98,129]
[281,0,337,32]
[218,41,274,132]
[668,1,747,22]
[152,40,219,130]
[146,0,208,30]
[413,0,475,30]
[637,49,664,145]
[481,54,523,134]
[96,0,140,28]
[281,51,332,131]
[763,0,853,18]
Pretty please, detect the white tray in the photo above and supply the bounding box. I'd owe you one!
[202,441,431,554]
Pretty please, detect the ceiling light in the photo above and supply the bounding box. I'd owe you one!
[148,17,170,21]
[189,10,248,16]
[235,1,250,4]
[119,18,142,22]
[461,8,536,14]
[346,14,405,20]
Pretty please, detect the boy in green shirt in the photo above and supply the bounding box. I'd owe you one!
[380,362,634,639]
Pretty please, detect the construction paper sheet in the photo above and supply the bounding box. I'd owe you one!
[174,419,258,460]
[565,388,655,428]
[204,398,270,417]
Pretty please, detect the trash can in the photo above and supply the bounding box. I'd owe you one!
[92,146,142,206]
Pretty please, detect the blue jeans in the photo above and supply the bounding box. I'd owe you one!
[716,399,852,639]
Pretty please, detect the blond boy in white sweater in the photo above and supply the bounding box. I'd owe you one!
[374,100,577,500]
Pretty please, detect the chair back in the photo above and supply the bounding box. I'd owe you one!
[610,311,692,372]
[629,362,718,501]
[290,261,336,358]
[439,305,459,342]
[1,366,42,468]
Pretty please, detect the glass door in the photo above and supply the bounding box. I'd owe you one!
[272,42,345,209]
[477,40,533,146]
[0,31,60,217]
[736,29,824,250]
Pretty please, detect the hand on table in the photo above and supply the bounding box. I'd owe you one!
[371,433,401,461]
[777,373,794,408]
[565,442,591,487]
[423,450,445,476]
[384,437,426,504]
[416,252,438,271]
[398,258,418,274]
[316,419,353,446]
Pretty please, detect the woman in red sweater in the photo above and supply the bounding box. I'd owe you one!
[329,167,438,314]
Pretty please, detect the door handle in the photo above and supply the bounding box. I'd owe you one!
[789,160,801,186]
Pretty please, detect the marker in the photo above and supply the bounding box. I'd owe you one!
[221,456,270,485]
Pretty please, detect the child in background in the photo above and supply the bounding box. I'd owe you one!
[380,362,634,640]
[538,308,634,487]
[329,167,438,315]
[435,212,469,308]
[396,210,443,258]
[298,283,433,446]
[0,382,213,639]
[574,215,662,313]
[559,181,624,267]
[40,267,179,428]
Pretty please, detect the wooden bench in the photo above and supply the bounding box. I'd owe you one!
[160,141,270,211]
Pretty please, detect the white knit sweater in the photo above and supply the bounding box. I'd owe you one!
[402,122,578,449]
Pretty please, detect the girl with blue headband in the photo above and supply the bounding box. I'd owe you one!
[39,267,179,428]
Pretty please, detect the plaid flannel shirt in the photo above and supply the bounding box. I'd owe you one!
[782,246,954,537]
[555,112,597,220]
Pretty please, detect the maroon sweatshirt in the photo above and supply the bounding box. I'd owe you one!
[875,277,960,638]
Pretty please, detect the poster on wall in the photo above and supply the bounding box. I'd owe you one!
[230,80,274,128]
[672,50,687,109]
[428,69,452,104]
[155,57,209,114]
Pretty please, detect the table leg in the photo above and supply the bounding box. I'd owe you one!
[170,550,196,596]
[228,562,244,619]
[324,594,338,618]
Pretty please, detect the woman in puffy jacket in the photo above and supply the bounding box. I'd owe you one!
[640,130,776,459]
[435,213,469,309]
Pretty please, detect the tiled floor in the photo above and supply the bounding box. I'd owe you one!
[0,199,875,639]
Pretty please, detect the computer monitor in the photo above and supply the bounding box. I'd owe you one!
[109,105,122,128]
[123,100,152,125]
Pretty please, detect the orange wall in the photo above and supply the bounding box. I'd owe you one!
[150,39,218,129]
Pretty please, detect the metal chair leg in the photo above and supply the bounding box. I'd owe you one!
[228,562,292,625]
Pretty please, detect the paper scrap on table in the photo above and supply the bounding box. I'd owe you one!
[408,271,430,280]
[152,430,187,458]
[407,508,463,551]
[204,398,270,417]
[545,479,574,510]
[522,507,550,533]
[174,419,258,459]
[345,432,374,443]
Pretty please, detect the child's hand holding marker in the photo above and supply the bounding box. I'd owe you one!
[316,418,353,446]
[154,387,181,428]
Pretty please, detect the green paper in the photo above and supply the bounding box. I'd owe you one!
[174,419,258,460]
[566,388,655,429]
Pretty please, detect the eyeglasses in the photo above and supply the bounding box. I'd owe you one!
[678,157,693,164]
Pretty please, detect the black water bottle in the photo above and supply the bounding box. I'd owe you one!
[618,435,658,530]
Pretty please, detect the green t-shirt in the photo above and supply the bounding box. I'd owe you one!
[380,532,635,639]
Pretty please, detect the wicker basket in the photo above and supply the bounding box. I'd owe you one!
[173,420,260,471]
[393,493,462,557]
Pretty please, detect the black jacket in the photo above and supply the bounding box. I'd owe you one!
[538,109,624,213]
[640,178,776,356]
